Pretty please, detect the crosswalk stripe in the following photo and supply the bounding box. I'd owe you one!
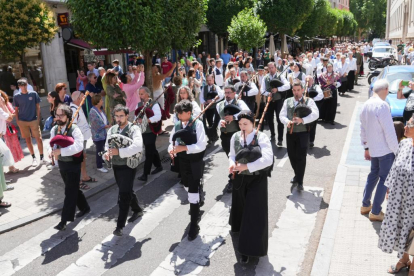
[255,187,323,276]
[150,193,232,276]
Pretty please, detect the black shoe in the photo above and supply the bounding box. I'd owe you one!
[277,141,283,147]
[151,166,163,175]
[128,211,144,223]
[138,174,148,181]
[297,184,304,191]
[113,228,123,236]
[309,142,314,148]
[226,182,233,193]
[188,225,200,241]
[290,177,298,184]
[54,221,66,231]
[75,207,91,218]
[240,255,250,264]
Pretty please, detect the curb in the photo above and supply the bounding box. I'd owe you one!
[0,143,170,234]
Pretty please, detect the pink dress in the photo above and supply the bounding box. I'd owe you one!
[4,102,23,163]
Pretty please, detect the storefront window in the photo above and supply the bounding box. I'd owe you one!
[0,45,45,96]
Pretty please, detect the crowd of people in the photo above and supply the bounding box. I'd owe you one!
[2,40,414,267]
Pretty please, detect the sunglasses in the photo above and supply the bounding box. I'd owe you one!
[17,82,26,86]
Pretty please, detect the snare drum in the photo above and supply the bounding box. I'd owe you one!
[323,88,332,99]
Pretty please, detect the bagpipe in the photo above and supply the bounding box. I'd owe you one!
[170,95,220,172]
[268,65,290,101]
[290,80,313,134]
[98,132,142,169]
[49,91,89,165]
[305,84,319,99]
[232,93,274,179]
[134,89,167,135]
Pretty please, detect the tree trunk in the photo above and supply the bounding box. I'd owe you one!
[281,33,288,55]
[358,28,363,42]
[176,49,180,77]
[143,50,153,95]
[20,52,33,88]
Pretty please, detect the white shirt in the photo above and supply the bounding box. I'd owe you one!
[346,57,357,71]
[260,73,290,96]
[49,125,84,156]
[87,68,99,77]
[216,98,250,124]
[363,45,369,53]
[147,101,162,123]
[235,81,259,97]
[316,64,327,79]
[289,71,306,86]
[229,130,273,173]
[168,119,207,154]
[279,97,319,125]
[0,107,9,135]
[303,62,314,76]
[336,62,349,76]
[105,123,143,158]
[307,84,324,102]
[173,101,202,124]
[360,96,399,157]
[199,84,224,104]
[70,103,92,140]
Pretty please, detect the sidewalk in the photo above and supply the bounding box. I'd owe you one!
[311,102,399,275]
[0,116,174,234]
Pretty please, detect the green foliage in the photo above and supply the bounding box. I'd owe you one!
[0,0,58,59]
[350,0,386,38]
[336,9,357,37]
[255,0,314,36]
[206,0,253,37]
[297,0,330,38]
[320,6,339,37]
[228,8,267,50]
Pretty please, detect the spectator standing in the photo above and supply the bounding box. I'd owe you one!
[84,72,102,116]
[161,57,173,85]
[120,65,145,122]
[87,63,99,78]
[220,49,231,74]
[55,83,72,106]
[76,69,88,92]
[360,79,399,222]
[14,78,46,166]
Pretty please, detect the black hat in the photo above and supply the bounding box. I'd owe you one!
[258,65,264,70]
[238,111,254,123]
[223,104,242,116]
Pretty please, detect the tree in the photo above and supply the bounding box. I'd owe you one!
[66,0,207,91]
[228,8,267,51]
[319,7,339,38]
[350,0,386,41]
[336,9,357,40]
[0,0,58,85]
[296,0,330,47]
[255,0,314,53]
[206,0,253,39]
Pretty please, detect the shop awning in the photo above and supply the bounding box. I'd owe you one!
[93,49,134,55]
[66,38,91,50]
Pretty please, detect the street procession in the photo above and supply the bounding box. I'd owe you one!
[2,0,414,275]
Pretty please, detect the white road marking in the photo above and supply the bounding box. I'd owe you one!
[0,171,166,276]
[277,153,289,167]
[150,193,232,276]
[255,187,323,276]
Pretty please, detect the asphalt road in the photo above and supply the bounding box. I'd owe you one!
[0,71,369,276]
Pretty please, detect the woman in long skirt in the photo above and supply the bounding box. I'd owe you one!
[228,112,273,264]
[318,63,341,125]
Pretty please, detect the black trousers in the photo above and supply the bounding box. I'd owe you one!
[266,99,285,141]
[229,172,268,257]
[142,132,161,175]
[323,88,337,122]
[113,165,142,228]
[220,131,237,156]
[309,122,317,143]
[178,153,204,203]
[203,107,220,141]
[59,161,89,222]
[347,71,355,90]
[286,132,309,184]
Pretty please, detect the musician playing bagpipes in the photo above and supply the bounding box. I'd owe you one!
[279,80,319,192]
[103,105,144,237]
[304,76,324,148]
[234,71,259,112]
[199,74,224,144]
[168,100,207,241]
[260,62,291,145]
[217,85,250,193]
[50,105,90,231]
[136,86,163,181]
[228,111,273,264]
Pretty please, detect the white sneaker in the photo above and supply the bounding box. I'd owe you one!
[97,167,108,173]
[32,159,38,167]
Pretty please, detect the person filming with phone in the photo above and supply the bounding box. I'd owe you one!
[398,80,414,123]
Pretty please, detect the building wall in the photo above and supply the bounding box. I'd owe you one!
[386,0,414,44]
[328,0,349,10]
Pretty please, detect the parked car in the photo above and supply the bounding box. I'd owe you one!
[369,66,414,120]
[372,46,397,59]
[373,42,391,47]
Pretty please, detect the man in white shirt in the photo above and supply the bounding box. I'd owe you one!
[360,79,399,222]
[279,80,319,191]
[70,91,94,189]
[214,59,224,88]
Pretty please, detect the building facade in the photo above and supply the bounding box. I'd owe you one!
[386,0,414,45]
[328,0,349,10]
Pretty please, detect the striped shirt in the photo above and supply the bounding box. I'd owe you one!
[360,96,399,157]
